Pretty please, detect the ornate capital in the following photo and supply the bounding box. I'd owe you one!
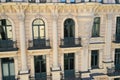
[17,12,25,21]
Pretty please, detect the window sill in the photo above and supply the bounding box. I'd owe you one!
[90,36,104,44]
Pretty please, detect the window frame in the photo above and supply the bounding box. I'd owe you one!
[64,18,75,38]
[32,18,45,40]
[91,50,99,69]
[92,17,101,37]
[0,19,13,40]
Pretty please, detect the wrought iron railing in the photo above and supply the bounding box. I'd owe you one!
[29,75,52,80]
[0,40,18,51]
[60,37,81,48]
[28,39,51,50]
[107,67,120,76]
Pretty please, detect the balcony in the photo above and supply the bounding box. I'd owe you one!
[0,40,18,52]
[107,67,120,76]
[60,37,81,48]
[28,39,51,50]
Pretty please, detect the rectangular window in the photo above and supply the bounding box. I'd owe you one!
[115,0,119,4]
[92,17,100,37]
[91,50,99,69]
[61,0,66,3]
[115,17,120,42]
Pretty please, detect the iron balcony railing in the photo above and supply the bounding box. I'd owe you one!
[29,75,52,80]
[28,39,51,50]
[0,40,18,52]
[107,67,120,76]
[60,37,81,48]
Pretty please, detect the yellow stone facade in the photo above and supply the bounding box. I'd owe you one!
[0,2,120,80]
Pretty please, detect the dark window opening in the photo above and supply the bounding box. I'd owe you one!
[64,18,75,38]
[92,17,100,37]
[91,50,99,69]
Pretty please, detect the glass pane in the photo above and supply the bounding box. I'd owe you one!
[35,61,40,73]
[2,26,7,40]
[70,0,75,3]
[33,26,38,39]
[41,61,46,72]
[61,0,66,2]
[70,58,74,69]
[2,63,9,76]
[6,26,12,40]
[64,59,68,70]
[40,26,45,39]
[33,19,44,25]
[10,63,15,76]
[64,19,75,38]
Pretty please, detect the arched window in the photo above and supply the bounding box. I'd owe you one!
[92,17,100,37]
[32,18,45,39]
[0,19,12,40]
[64,18,75,38]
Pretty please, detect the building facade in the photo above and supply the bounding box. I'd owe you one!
[0,0,120,80]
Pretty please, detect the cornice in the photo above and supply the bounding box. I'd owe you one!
[0,3,120,14]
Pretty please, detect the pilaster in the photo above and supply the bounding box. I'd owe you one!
[18,12,28,72]
[103,14,113,69]
[14,56,19,79]
[51,5,61,80]
[99,49,103,69]
[46,54,50,76]
[18,12,29,80]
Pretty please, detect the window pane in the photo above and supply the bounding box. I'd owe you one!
[70,58,74,69]
[33,26,38,39]
[40,26,45,39]
[64,59,68,70]
[6,26,12,40]
[41,60,46,72]
[64,19,75,38]
[61,0,66,2]
[92,17,100,37]
[35,61,40,73]
[91,50,99,68]
[2,63,9,76]
[10,63,15,76]
[70,0,75,3]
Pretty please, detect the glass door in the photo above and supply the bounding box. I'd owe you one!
[64,53,75,79]
[1,58,15,80]
[34,55,46,80]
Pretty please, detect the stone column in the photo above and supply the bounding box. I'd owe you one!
[75,52,79,78]
[0,59,2,80]
[88,50,91,70]
[46,54,50,76]
[18,13,29,80]
[103,14,113,69]
[51,5,61,80]
[14,56,18,79]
